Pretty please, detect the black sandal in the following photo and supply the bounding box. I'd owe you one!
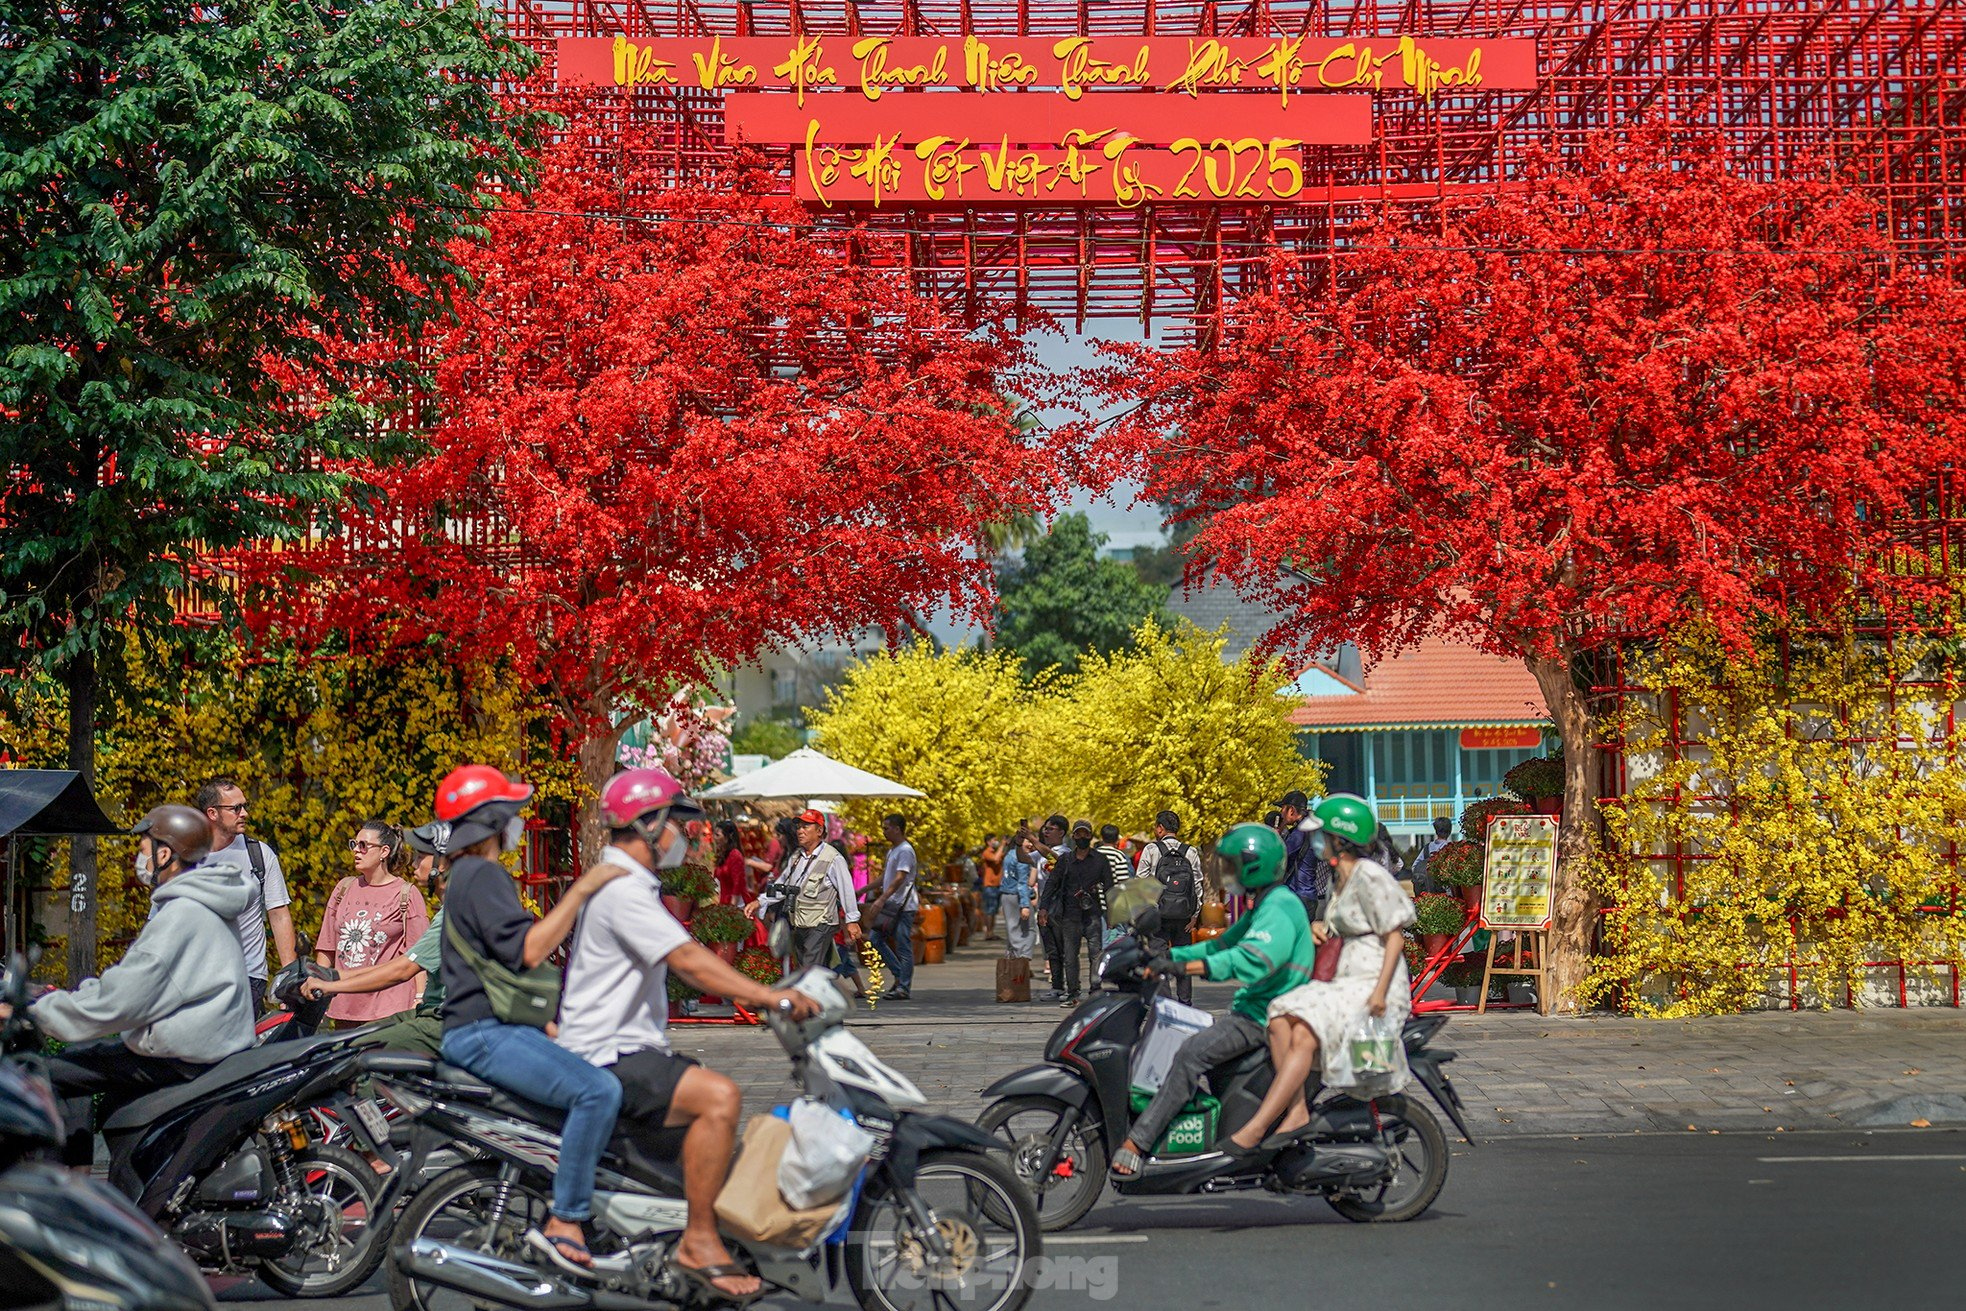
[669,1260,765,1304]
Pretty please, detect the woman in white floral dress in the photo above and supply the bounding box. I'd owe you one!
[1225,794,1415,1154]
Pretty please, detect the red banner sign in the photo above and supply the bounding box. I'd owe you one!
[726,91,1371,146]
[1459,726,1544,751]
[797,130,1327,208]
[559,34,1537,103]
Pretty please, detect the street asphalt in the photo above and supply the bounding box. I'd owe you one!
[221,1127,1966,1311]
[213,931,1966,1309]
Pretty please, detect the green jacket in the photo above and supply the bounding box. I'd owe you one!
[1170,884,1315,1024]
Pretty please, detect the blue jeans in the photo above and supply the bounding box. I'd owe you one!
[982,886,1003,918]
[872,909,915,992]
[443,1019,622,1223]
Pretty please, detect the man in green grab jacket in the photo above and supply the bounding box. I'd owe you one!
[1110,820,1316,1178]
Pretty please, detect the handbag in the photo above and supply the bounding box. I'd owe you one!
[1312,933,1344,982]
[444,912,560,1028]
[869,897,906,936]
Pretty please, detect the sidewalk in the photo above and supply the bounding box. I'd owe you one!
[670,930,1966,1137]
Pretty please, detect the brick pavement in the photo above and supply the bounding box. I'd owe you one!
[668,930,1966,1137]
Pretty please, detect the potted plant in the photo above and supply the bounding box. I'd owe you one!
[1503,752,1566,815]
[734,946,781,988]
[667,973,701,1019]
[1441,959,1486,1006]
[1411,892,1465,958]
[660,862,714,923]
[1429,840,1487,911]
[1459,796,1530,843]
[690,903,754,963]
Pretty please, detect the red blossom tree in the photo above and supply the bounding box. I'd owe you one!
[1101,124,1966,1008]
[259,112,1054,858]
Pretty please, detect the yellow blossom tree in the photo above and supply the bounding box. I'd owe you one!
[0,640,571,976]
[1050,618,1324,851]
[1583,622,1966,1016]
[806,645,1055,869]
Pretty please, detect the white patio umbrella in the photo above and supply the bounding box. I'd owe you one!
[695,747,924,802]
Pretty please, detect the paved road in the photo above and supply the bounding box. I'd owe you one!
[222,1128,1966,1311]
[214,930,1966,1309]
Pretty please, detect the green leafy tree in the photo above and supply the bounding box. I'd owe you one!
[994,513,1169,676]
[730,715,802,762]
[0,0,538,979]
[1051,618,1323,850]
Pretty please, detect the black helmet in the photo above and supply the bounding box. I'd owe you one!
[404,820,454,858]
[133,805,212,869]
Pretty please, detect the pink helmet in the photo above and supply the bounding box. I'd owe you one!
[602,767,704,830]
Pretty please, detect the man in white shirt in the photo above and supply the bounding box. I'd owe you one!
[864,815,919,1000]
[749,808,862,973]
[196,777,296,1012]
[560,769,816,1298]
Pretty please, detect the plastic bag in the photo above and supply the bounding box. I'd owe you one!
[777,1098,875,1209]
[1129,997,1213,1095]
[1324,1011,1408,1099]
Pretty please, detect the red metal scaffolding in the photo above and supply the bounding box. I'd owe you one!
[494,1,1966,332]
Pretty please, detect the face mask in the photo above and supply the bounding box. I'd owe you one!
[1074,836,1091,850]
[501,815,525,850]
[134,850,155,889]
[657,825,689,869]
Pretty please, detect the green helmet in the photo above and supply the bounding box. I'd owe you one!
[1314,793,1377,846]
[1215,822,1289,891]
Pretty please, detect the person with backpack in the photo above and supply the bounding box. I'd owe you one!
[314,818,430,1028]
[196,777,296,1013]
[1138,810,1202,1004]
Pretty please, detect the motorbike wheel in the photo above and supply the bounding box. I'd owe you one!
[1326,1094,1450,1224]
[256,1143,389,1298]
[845,1148,1041,1311]
[974,1096,1106,1233]
[387,1161,552,1311]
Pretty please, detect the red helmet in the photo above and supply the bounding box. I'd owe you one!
[602,767,703,830]
[435,765,534,822]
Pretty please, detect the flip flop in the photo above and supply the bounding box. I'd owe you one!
[669,1260,766,1303]
[1109,1145,1144,1178]
[1258,1124,1317,1153]
[525,1229,596,1276]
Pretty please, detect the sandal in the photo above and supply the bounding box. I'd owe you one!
[1109,1145,1144,1178]
[525,1229,595,1275]
[669,1260,765,1303]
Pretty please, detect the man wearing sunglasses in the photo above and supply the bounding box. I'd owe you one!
[196,777,296,1013]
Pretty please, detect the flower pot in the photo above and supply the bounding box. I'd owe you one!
[1420,933,1455,958]
[1454,884,1484,912]
[1453,985,1480,1005]
[1198,899,1229,930]
[662,894,695,923]
[1532,798,1563,817]
[922,936,947,964]
[712,941,740,964]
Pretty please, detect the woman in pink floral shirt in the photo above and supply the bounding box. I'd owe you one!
[315,819,430,1025]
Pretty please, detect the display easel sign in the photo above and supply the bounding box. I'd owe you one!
[1477,814,1556,1014]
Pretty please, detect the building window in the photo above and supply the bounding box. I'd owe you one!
[1461,744,1540,798]
[1373,730,1456,825]
[770,667,797,705]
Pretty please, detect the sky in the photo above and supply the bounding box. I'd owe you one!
[1029,323,1168,553]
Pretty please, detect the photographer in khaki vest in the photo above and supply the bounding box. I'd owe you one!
[749,808,862,972]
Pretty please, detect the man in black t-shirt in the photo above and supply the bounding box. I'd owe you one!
[1038,821,1114,1005]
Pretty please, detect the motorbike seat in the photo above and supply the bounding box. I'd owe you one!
[361,1051,439,1078]
[103,1030,348,1132]
[429,1063,568,1128]
[1207,1047,1272,1088]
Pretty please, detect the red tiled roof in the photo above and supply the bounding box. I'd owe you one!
[1288,636,1549,731]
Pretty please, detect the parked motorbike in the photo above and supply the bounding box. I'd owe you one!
[376,969,1041,1311]
[977,909,1471,1231]
[0,953,216,1311]
[1,954,397,1298]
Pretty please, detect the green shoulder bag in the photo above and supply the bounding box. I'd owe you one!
[445,912,561,1028]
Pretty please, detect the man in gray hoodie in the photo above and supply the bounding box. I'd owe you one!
[30,804,257,1164]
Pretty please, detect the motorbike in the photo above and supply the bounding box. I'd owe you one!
[976,907,1472,1231]
[1,953,217,1311]
[375,969,1042,1311]
[1,953,398,1298]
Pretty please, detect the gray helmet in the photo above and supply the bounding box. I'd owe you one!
[133,805,213,869]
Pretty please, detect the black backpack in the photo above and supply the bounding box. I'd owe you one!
[1152,839,1198,925]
